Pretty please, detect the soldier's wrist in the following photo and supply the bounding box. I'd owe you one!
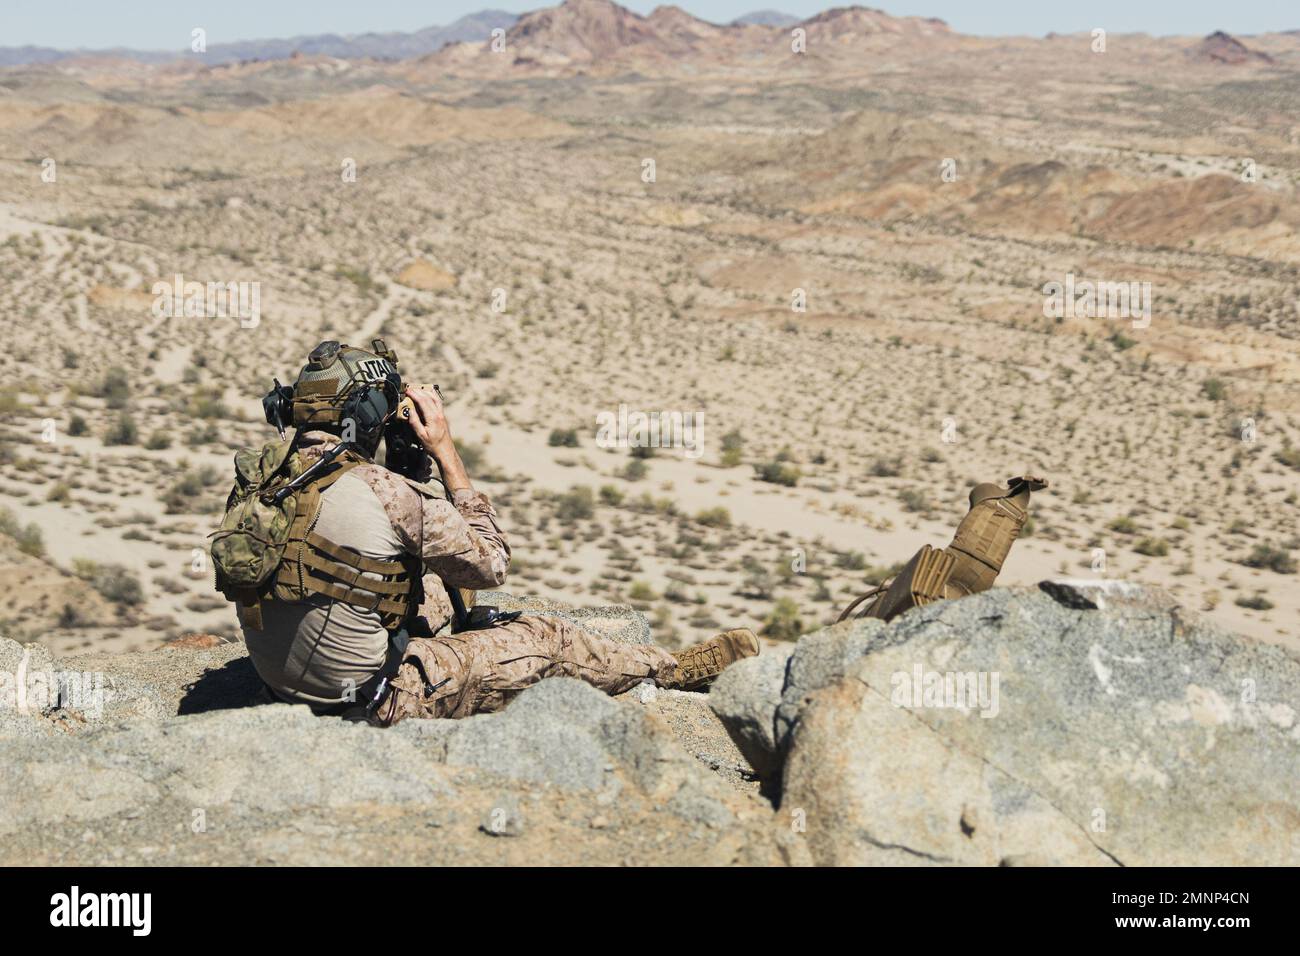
[423,434,455,457]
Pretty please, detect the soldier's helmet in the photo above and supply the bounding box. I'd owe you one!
[290,339,403,444]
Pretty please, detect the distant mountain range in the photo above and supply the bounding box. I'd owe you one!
[424,1,951,72]
[732,10,800,27]
[0,2,1281,72]
[0,10,519,67]
[0,6,821,68]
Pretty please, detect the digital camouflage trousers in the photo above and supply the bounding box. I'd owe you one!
[371,614,679,725]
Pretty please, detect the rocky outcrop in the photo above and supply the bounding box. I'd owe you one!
[1188,31,1274,66]
[5,581,1296,866]
[712,581,1300,866]
[0,598,796,866]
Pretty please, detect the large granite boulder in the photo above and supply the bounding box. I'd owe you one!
[713,581,1300,866]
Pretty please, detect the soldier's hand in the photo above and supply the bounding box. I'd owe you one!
[406,386,453,455]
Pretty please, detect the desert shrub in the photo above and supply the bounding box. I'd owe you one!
[1133,537,1169,557]
[0,507,44,557]
[185,422,220,447]
[67,414,88,436]
[548,428,580,448]
[627,581,657,603]
[720,429,744,468]
[1201,378,1228,402]
[761,597,806,641]
[103,411,138,445]
[336,266,381,296]
[188,390,231,420]
[1108,515,1139,534]
[75,560,144,606]
[58,603,91,627]
[663,583,690,604]
[163,465,223,514]
[1234,593,1274,611]
[755,460,800,487]
[737,555,774,599]
[898,487,931,513]
[598,484,624,506]
[1241,543,1297,575]
[554,485,594,522]
[145,429,172,450]
[870,456,903,477]
[837,550,867,571]
[98,367,130,408]
[694,507,731,528]
[622,458,648,481]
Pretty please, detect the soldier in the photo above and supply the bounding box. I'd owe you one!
[223,341,758,725]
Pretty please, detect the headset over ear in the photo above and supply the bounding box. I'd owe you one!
[340,371,401,439]
[262,379,295,439]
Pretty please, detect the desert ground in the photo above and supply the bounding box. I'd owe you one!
[0,1,1297,659]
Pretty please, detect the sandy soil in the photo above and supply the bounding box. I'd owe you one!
[0,16,1297,656]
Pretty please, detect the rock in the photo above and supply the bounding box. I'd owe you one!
[1,639,245,738]
[0,636,58,683]
[479,590,652,644]
[440,677,737,828]
[444,678,648,793]
[10,582,1294,867]
[0,706,55,739]
[777,585,1300,866]
[709,619,885,783]
[708,646,792,779]
[0,638,73,731]
[480,795,524,837]
[0,704,458,838]
[773,619,887,753]
[1038,578,1180,614]
[0,634,783,864]
[0,637,219,737]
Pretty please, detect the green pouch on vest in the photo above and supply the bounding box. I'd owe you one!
[210,438,304,593]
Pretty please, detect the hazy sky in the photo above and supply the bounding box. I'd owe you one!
[2,1,1295,51]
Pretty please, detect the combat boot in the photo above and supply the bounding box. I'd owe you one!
[668,628,760,691]
[838,476,1047,623]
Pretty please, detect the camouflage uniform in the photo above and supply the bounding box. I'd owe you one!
[371,616,677,724]
[251,431,678,724]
